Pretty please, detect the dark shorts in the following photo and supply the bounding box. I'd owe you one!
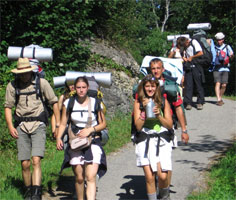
[213,71,229,84]
[17,124,46,160]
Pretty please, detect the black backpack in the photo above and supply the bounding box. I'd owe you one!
[13,73,52,127]
[190,34,213,68]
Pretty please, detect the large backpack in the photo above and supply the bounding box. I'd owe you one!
[190,31,213,68]
[66,95,109,146]
[13,73,52,127]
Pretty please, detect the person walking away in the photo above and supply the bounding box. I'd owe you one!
[134,74,173,200]
[4,58,60,200]
[178,37,205,110]
[213,32,234,106]
[56,76,107,200]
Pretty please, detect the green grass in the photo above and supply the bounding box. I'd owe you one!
[223,95,236,101]
[187,142,236,200]
[0,111,132,199]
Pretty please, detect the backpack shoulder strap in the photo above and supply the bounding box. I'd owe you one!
[66,96,76,122]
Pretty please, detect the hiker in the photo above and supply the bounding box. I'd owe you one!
[178,36,205,110]
[148,58,189,195]
[56,76,107,200]
[4,58,60,200]
[133,74,173,200]
[168,37,185,97]
[51,82,75,138]
[213,32,234,106]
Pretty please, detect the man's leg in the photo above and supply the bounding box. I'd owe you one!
[215,82,221,101]
[31,124,46,200]
[192,67,204,104]
[183,71,193,106]
[220,83,227,98]
[32,156,42,186]
[21,160,31,186]
[220,71,228,100]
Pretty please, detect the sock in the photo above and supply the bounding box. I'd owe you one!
[159,187,170,199]
[147,192,157,200]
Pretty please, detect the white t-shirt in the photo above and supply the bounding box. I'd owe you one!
[185,39,202,58]
[64,97,99,128]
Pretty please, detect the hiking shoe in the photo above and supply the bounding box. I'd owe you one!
[197,104,203,110]
[216,100,224,106]
[185,104,192,110]
[23,186,31,200]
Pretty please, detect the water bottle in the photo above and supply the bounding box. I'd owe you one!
[146,99,156,119]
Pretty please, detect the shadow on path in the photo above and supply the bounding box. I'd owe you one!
[46,174,75,200]
[176,134,234,172]
[116,175,147,200]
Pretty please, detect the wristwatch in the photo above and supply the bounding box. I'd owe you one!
[182,130,188,134]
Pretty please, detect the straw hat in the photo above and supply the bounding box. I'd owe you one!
[11,58,37,74]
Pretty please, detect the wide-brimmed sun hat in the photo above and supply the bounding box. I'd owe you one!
[215,32,225,40]
[11,58,37,74]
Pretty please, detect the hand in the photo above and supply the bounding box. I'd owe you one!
[56,138,64,150]
[78,128,92,138]
[187,57,193,62]
[153,106,161,116]
[9,127,18,139]
[181,132,189,144]
[142,98,150,108]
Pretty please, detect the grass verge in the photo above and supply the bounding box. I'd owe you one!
[187,142,236,200]
[0,111,132,200]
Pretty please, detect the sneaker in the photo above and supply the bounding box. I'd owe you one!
[185,104,192,110]
[197,104,203,110]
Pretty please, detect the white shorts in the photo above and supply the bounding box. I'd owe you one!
[136,132,172,172]
[69,144,102,165]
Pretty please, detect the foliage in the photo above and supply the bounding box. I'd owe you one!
[187,142,236,200]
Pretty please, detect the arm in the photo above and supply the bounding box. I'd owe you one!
[175,105,189,144]
[5,107,18,138]
[51,95,64,137]
[52,102,60,138]
[56,106,68,150]
[134,99,145,131]
[187,51,203,62]
[168,50,176,58]
[154,98,173,129]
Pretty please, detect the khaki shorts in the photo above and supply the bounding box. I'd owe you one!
[213,71,229,84]
[17,124,46,160]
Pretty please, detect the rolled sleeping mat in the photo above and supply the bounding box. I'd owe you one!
[187,23,211,30]
[8,46,53,61]
[65,71,112,88]
[167,34,190,41]
[53,76,66,88]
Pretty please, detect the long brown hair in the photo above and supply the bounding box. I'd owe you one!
[137,74,162,109]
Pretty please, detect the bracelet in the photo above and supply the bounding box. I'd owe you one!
[56,125,60,128]
[182,130,188,134]
[93,127,96,132]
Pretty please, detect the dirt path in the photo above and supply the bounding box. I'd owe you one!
[43,97,236,200]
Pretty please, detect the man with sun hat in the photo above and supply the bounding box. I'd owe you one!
[213,32,234,106]
[4,57,60,200]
